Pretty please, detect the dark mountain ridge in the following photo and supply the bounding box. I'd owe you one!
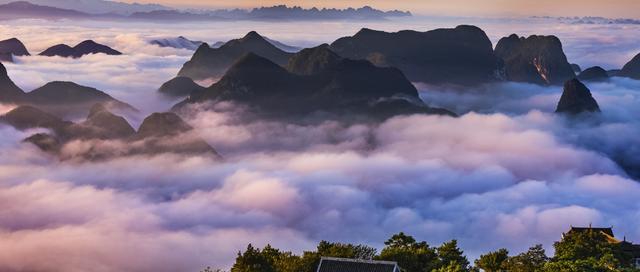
[619,52,640,79]
[175,47,454,119]
[0,62,25,102]
[577,66,609,82]
[149,36,204,50]
[555,79,601,114]
[329,25,502,86]
[495,34,575,85]
[0,62,135,117]
[0,104,221,160]
[39,40,121,58]
[177,31,292,80]
[0,37,30,62]
[157,76,205,97]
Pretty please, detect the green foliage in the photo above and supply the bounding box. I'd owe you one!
[231,244,277,272]
[544,229,639,271]
[542,256,618,272]
[378,232,438,272]
[224,230,640,272]
[434,261,467,272]
[229,241,377,272]
[555,230,616,261]
[436,240,471,272]
[316,240,377,260]
[501,244,548,272]
[474,248,509,272]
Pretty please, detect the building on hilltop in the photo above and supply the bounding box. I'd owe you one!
[564,225,640,268]
[316,257,401,272]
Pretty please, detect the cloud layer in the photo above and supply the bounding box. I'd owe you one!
[0,17,639,272]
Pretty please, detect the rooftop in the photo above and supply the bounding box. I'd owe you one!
[317,257,400,272]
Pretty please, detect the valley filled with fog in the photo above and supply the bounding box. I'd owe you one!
[0,16,639,271]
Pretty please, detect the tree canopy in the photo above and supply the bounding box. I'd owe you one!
[216,230,640,272]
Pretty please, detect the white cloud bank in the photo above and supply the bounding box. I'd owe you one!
[0,16,639,272]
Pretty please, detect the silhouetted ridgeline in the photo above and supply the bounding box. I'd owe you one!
[177,31,293,80]
[174,49,454,119]
[1,104,221,160]
[39,40,121,58]
[0,1,410,21]
[205,228,640,272]
[0,62,134,117]
[330,25,502,86]
[176,26,583,87]
[133,5,410,21]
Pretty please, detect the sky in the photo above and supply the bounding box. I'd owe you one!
[123,0,640,18]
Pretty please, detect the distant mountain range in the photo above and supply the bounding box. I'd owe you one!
[534,15,640,25]
[203,5,411,21]
[0,0,169,15]
[0,1,411,21]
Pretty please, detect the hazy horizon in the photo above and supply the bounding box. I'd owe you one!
[120,0,640,19]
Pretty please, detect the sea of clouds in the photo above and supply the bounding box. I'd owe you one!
[0,17,639,271]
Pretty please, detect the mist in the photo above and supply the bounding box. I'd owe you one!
[0,15,639,272]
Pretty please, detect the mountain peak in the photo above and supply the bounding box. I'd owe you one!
[39,40,121,58]
[136,112,193,138]
[0,37,30,57]
[239,31,268,43]
[495,33,574,85]
[1,105,66,130]
[354,27,379,36]
[76,40,98,46]
[620,52,640,79]
[83,103,135,139]
[555,79,601,114]
[286,44,342,75]
[178,32,292,80]
[244,31,262,38]
[224,52,288,79]
[577,66,609,82]
[0,62,25,102]
[158,76,205,97]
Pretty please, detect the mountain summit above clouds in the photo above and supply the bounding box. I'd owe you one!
[0,37,30,62]
[619,52,640,79]
[495,34,575,85]
[175,48,454,119]
[555,79,601,114]
[0,63,135,117]
[39,40,121,58]
[330,25,502,86]
[177,31,293,80]
[150,36,205,51]
[1,105,221,160]
[0,62,26,102]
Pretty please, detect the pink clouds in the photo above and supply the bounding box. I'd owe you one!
[0,15,639,272]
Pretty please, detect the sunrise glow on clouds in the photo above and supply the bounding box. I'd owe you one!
[0,1,639,271]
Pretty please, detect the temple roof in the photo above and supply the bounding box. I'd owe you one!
[317,257,400,272]
[568,226,615,237]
